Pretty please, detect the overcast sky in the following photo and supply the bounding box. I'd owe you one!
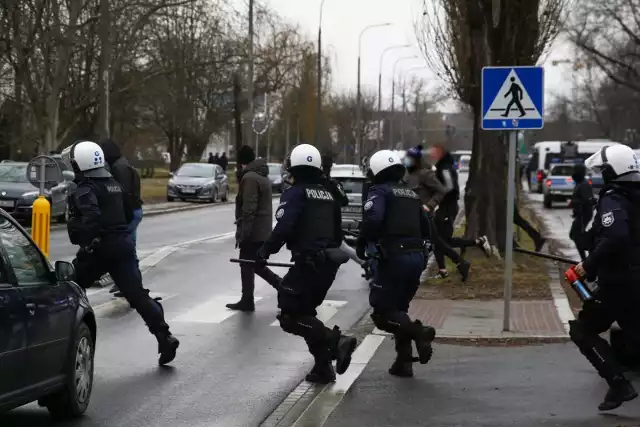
[242,0,575,112]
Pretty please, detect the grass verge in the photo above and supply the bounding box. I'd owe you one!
[416,206,552,300]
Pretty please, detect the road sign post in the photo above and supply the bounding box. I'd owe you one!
[481,66,544,331]
[26,155,63,257]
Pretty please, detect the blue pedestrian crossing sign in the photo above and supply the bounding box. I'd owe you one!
[481,66,544,130]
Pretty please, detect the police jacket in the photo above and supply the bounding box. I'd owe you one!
[435,152,460,212]
[100,139,142,216]
[570,180,594,226]
[67,177,130,247]
[404,168,447,211]
[360,182,430,245]
[583,183,640,285]
[261,181,342,256]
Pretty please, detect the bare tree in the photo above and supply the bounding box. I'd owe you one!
[416,0,567,250]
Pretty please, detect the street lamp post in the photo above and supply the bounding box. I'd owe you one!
[316,0,327,147]
[377,44,411,150]
[247,0,254,149]
[388,55,418,149]
[355,22,391,165]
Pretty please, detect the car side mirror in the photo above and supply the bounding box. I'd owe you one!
[62,170,75,181]
[55,260,75,281]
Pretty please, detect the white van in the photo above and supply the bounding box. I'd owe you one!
[527,140,620,193]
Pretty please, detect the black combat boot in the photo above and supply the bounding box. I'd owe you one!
[156,332,180,366]
[305,358,336,384]
[411,320,436,364]
[389,336,414,377]
[598,375,638,411]
[328,326,358,375]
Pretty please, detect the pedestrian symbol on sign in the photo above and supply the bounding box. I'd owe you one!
[484,69,541,121]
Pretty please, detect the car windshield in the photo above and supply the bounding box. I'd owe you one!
[268,165,281,175]
[176,164,213,178]
[460,157,471,167]
[0,164,28,183]
[335,178,364,194]
[550,165,575,176]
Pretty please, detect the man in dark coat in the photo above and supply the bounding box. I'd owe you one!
[227,145,281,311]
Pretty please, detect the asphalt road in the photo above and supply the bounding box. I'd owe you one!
[2,198,372,426]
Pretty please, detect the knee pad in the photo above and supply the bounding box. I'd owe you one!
[277,313,308,337]
[371,311,409,335]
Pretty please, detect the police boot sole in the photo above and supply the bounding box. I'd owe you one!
[336,337,358,375]
[305,372,336,384]
[159,339,180,366]
[416,327,436,364]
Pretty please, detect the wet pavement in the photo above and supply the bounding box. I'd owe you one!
[320,340,640,427]
[1,225,371,426]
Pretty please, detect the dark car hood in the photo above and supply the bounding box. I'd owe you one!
[0,181,38,198]
[170,176,214,186]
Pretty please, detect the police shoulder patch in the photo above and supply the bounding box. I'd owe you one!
[602,211,614,227]
[364,200,373,211]
[275,208,284,219]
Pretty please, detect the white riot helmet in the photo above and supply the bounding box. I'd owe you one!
[584,144,640,182]
[369,150,402,176]
[61,141,111,178]
[289,144,322,170]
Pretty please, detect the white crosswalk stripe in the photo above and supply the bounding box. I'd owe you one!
[269,300,348,326]
[172,296,264,324]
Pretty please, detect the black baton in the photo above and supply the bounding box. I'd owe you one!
[513,247,578,265]
[230,258,294,268]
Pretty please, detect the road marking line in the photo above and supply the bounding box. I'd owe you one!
[93,292,175,317]
[172,295,263,323]
[139,246,179,270]
[291,333,386,427]
[269,300,348,326]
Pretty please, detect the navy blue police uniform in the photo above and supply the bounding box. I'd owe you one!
[257,175,356,383]
[68,154,178,365]
[357,175,436,377]
[570,183,640,409]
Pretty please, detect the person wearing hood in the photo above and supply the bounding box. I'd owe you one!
[569,164,595,260]
[219,152,229,171]
[227,145,282,311]
[99,138,143,296]
[255,143,357,384]
[570,144,640,411]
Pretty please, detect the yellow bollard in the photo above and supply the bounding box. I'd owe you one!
[31,195,51,257]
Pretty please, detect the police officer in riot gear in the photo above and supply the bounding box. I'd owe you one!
[62,141,179,366]
[356,150,436,377]
[570,144,640,410]
[256,144,358,384]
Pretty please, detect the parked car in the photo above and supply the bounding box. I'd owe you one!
[543,163,593,208]
[167,163,229,203]
[0,210,95,418]
[0,162,74,223]
[330,164,366,243]
[458,154,471,172]
[267,163,285,193]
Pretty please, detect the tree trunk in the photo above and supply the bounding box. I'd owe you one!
[96,0,111,139]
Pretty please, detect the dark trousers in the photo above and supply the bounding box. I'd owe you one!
[569,218,589,261]
[277,260,340,362]
[238,241,282,301]
[433,205,476,270]
[570,289,640,382]
[74,236,169,336]
[514,206,542,244]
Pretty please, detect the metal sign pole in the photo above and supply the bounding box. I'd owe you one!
[503,130,517,331]
[39,157,46,196]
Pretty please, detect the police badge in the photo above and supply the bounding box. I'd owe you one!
[602,212,614,227]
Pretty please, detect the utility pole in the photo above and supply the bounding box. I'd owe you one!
[247,0,255,149]
[97,0,111,139]
[389,80,395,149]
[400,84,406,147]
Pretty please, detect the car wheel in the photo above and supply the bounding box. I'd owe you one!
[180,198,187,202]
[45,322,94,419]
[209,189,218,203]
[220,190,228,203]
[543,195,552,209]
[167,196,175,202]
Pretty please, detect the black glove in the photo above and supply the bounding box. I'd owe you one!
[355,237,367,260]
[255,245,269,267]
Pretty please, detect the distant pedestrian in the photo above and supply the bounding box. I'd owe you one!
[219,152,228,171]
[227,145,281,311]
[208,152,215,164]
[569,164,594,260]
[213,152,220,165]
